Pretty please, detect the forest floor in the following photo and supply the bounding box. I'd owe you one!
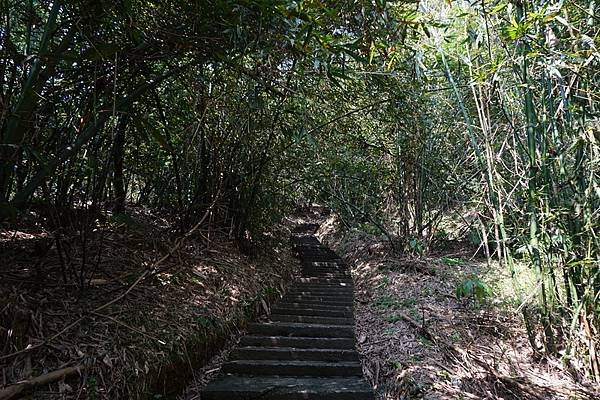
[3,206,599,400]
[317,215,599,400]
[0,207,298,399]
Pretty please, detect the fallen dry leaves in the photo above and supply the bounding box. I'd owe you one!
[1,207,299,399]
[317,215,598,400]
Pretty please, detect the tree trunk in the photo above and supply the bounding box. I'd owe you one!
[112,114,129,213]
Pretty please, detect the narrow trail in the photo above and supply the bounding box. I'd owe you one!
[201,225,374,399]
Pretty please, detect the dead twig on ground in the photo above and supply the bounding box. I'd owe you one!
[0,365,84,400]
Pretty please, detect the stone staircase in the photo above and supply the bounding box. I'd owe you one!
[201,231,374,399]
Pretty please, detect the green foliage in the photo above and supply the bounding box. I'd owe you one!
[466,230,482,246]
[358,222,382,235]
[376,294,417,310]
[193,316,216,328]
[456,276,492,303]
[441,257,465,267]
[408,237,425,255]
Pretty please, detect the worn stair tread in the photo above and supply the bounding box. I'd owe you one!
[279,302,354,309]
[287,291,353,297]
[284,293,353,300]
[293,286,354,291]
[222,359,363,376]
[270,314,354,325]
[282,297,354,306]
[239,336,356,349]
[231,346,360,361]
[202,375,374,400]
[272,307,353,318]
[286,289,354,297]
[282,295,353,300]
[287,289,353,295]
[285,292,352,297]
[248,322,355,338]
[279,302,353,311]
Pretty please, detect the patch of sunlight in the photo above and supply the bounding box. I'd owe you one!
[0,230,49,241]
[481,259,537,307]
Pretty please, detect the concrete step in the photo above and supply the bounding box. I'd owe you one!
[287,286,354,296]
[300,255,344,267]
[282,296,354,305]
[309,261,344,266]
[270,314,354,325]
[286,290,354,297]
[280,301,354,309]
[202,375,374,399]
[231,346,360,362]
[278,303,354,311]
[298,278,353,284]
[285,291,353,299]
[247,322,354,338]
[275,302,352,311]
[289,285,353,291]
[272,307,353,318]
[222,360,363,376]
[294,283,354,290]
[239,336,355,349]
[301,270,349,275]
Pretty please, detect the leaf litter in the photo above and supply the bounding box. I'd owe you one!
[1,206,299,399]
[317,214,598,400]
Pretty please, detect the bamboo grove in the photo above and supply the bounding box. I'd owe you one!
[1,0,599,383]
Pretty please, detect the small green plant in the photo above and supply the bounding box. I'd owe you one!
[456,276,492,303]
[435,228,449,240]
[418,334,433,347]
[358,222,381,235]
[466,229,482,246]
[375,295,416,310]
[450,331,461,342]
[386,314,401,323]
[86,377,98,400]
[261,286,277,297]
[376,276,391,289]
[441,257,464,266]
[407,237,425,255]
[193,315,215,328]
[191,276,203,285]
